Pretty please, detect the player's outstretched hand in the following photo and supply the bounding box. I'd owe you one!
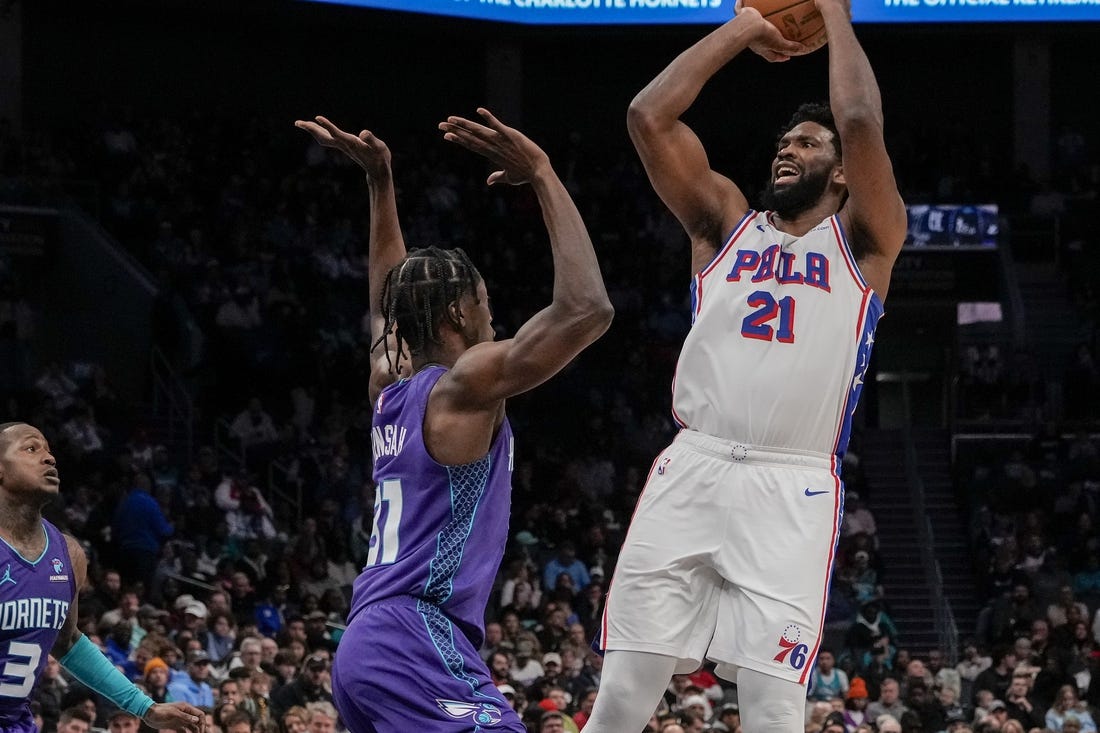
[733,0,807,61]
[294,116,392,182]
[144,702,207,732]
[439,108,551,186]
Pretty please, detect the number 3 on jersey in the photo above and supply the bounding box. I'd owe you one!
[741,291,796,343]
[0,641,42,697]
[367,479,403,566]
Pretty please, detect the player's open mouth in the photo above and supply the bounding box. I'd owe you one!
[775,164,799,183]
[44,470,59,483]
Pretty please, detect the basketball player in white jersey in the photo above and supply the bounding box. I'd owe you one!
[583,1,907,732]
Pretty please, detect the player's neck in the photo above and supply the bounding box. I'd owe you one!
[770,202,838,238]
[0,494,45,544]
[411,341,463,374]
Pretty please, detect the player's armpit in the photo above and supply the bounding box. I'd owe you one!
[627,108,748,257]
[50,535,88,657]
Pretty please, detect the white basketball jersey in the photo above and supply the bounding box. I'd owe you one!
[671,210,883,457]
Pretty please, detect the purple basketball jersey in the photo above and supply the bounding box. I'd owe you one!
[348,365,514,647]
[0,520,74,730]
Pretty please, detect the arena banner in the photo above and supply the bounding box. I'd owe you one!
[301,0,1100,24]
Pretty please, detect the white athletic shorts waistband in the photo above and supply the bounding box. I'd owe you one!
[673,430,833,470]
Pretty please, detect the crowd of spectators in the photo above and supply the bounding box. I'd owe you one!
[0,48,1097,732]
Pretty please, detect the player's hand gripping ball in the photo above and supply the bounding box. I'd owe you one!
[742,0,827,55]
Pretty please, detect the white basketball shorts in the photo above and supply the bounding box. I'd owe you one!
[601,429,844,685]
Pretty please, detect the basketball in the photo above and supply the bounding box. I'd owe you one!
[742,0,827,55]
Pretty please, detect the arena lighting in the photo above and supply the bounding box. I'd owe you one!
[300,0,1100,25]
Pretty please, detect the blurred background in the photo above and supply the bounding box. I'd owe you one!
[3,1,1100,731]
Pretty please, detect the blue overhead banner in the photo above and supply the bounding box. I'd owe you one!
[302,0,1100,24]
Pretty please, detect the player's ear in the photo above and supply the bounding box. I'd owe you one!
[446,299,465,330]
[833,165,846,187]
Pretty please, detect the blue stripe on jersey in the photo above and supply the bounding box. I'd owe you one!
[422,457,492,605]
[831,215,869,290]
[834,296,885,461]
[417,602,493,699]
[688,276,699,324]
[417,457,494,699]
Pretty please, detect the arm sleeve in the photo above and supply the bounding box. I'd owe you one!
[59,634,154,718]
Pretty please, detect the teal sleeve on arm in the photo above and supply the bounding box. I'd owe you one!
[58,635,154,718]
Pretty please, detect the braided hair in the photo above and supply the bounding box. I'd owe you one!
[374,247,483,370]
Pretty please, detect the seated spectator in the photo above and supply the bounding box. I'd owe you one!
[512,639,545,687]
[990,583,1041,643]
[215,471,277,541]
[954,638,998,704]
[204,613,237,666]
[228,397,279,451]
[846,600,899,662]
[167,650,215,707]
[34,655,68,731]
[304,701,339,733]
[141,656,172,706]
[841,494,877,547]
[844,677,871,731]
[972,645,1017,705]
[808,649,850,702]
[867,678,908,722]
[928,648,961,698]
[542,542,590,595]
[269,654,334,720]
[1045,684,1098,732]
[56,706,95,733]
[875,714,902,733]
[1003,672,1045,729]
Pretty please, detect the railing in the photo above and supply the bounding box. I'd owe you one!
[214,419,303,526]
[150,346,195,466]
[901,379,960,662]
[213,417,247,476]
[0,176,102,218]
[267,458,303,527]
[997,231,1029,352]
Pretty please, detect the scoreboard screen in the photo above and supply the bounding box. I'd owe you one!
[300,0,1100,25]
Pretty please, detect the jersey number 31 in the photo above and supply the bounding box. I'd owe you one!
[367,479,403,566]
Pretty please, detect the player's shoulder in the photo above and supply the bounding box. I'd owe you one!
[57,532,87,566]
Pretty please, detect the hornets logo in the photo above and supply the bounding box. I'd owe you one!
[437,700,504,726]
[52,558,64,574]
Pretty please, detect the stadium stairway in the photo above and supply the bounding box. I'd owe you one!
[1016,261,1083,382]
[912,428,981,643]
[861,429,940,653]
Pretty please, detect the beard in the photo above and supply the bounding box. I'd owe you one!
[759,165,833,219]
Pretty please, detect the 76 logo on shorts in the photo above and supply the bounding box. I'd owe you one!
[773,625,810,670]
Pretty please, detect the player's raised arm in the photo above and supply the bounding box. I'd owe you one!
[51,537,206,732]
[627,7,803,267]
[294,116,408,403]
[436,108,613,407]
[817,0,907,300]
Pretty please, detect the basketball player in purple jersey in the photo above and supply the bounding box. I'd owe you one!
[294,111,612,733]
[0,422,205,732]
[584,1,908,732]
